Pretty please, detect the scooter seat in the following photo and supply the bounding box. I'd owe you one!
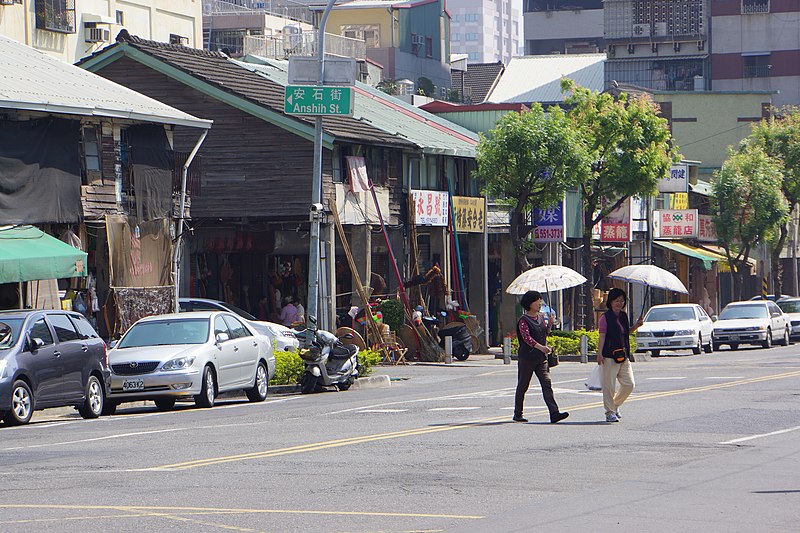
[331,343,358,359]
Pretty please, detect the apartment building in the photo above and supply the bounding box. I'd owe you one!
[450,0,520,63]
[710,0,800,108]
[522,0,604,55]
[0,0,202,63]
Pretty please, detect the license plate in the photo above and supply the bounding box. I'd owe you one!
[729,335,739,341]
[658,339,669,346]
[122,379,144,391]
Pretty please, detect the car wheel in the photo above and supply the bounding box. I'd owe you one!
[77,375,104,419]
[650,350,660,357]
[781,328,790,346]
[762,329,772,349]
[246,361,269,402]
[730,343,739,350]
[300,372,318,394]
[154,398,176,411]
[692,335,702,355]
[704,340,713,353]
[4,380,34,426]
[194,366,216,408]
[102,401,118,416]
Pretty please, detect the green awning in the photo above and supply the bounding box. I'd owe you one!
[0,226,87,283]
[654,241,725,270]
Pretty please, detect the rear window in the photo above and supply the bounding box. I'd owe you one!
[48,314,81,342]
[778,300,800,313]
[0,319,24,350]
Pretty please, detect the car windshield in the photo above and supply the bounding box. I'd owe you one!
[118,319,209,348]
[778,301,800,313]
[645,307,695,322]
[0,319,23,350]
[719,304,768,320]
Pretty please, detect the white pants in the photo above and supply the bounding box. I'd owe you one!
[602,358,634,415]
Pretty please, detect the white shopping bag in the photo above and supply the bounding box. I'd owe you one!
[585,364,602,391]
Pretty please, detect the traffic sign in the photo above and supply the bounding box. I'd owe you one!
[284,85,354,116]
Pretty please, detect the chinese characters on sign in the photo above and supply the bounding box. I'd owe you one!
[411,190,449,226]
[658,163,689,193]
[452,196,486,233]
[698,214,718,242]
[653,209,698,239]
[593,198,632,242]
[283,85,354,116]
[670,192,689,210]
[533,201,565,243]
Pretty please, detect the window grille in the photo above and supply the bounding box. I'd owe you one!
[742,0,769,14]
[743,55,771,78]
[34,0,75,34]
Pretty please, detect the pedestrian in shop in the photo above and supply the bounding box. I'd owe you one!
[513,290,569,424]
[597,287,644,423]
[278,297,299,327]
[293,297,305,324]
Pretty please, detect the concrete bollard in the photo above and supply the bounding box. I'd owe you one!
[503,336,511,365]
[580,335,589,364]
[444,336,453,364]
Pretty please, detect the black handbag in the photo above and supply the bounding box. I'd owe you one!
[548,353,559,367]
[611,348,627,364]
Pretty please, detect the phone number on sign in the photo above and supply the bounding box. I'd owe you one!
[534,228,563,240]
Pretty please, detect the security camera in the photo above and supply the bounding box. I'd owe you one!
[310,203,323,212]
[309,203,324,221]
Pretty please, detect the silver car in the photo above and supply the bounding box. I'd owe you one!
[106,312,275,413]
[777,298,800,340]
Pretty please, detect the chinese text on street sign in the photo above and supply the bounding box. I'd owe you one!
[452,196,485,233]
[533,200,565,242]
[698,214,717,242]
[284,85,354,116]
[593,198,632,242]
[653,209,698,239]
[658,163,689,193]
[412,190,448,226]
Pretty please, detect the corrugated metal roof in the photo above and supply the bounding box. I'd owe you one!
[0,35,211,129]
[487,54,606,105]
[240,56,479,157]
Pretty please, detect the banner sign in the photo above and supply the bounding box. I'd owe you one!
[452,196,485,233]
[659,164,689,193]
[698,214,718,242]
[412,189,449,226]
[533,200,565,242]
[670,192,689,210]
[653,209,698,239]
[593,198,632,242]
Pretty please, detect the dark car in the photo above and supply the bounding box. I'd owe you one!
[0,310,110,426]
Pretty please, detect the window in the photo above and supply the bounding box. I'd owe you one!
[342,25,380,48]
[464,13,480,22]
[81,126,101,176]
[48,314,80,342]
[115,10,124,25]
[452,34,460,41]
[169,33,189,46]
[28,318,54,347]
[467,52,479,60]
[223,315,251,339]
[452,14,460,22]
[425,36,433,58]
[743,54,770,78]
[213,316,230,339]
[70,315,99,339]
[465,33,480,41]
[742,0,769,14]
[34,0,76,34]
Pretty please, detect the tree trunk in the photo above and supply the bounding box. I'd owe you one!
[772,224,788,297]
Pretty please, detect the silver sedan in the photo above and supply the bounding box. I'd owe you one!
[106,311,275,413]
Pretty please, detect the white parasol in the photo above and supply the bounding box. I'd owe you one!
[506,265,587,295]
[607,264,688,317]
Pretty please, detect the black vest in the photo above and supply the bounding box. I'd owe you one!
[601,309,631,358]
[516,314,547,362]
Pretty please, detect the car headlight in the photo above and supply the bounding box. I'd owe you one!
[676,329,695,336]
[636,331,653,338]
[161,356,196,371]
[745,326,765,332]
[281,331,297,338]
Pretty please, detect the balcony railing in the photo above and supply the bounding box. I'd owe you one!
[203,0,313,25]
[742,1,769,14]
[35,0,76,34]
[744,64,771,78]
[243,33,366,60]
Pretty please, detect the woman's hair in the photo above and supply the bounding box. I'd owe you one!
[606,287,627,309]
[520,290,542,311]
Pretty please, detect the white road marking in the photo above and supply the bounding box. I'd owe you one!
[358,409,409,413]
[704,376,744,380]
[646,377,688,380]
[323,388,516,415]
[428,407,482,411]
[720,425,800,445]
[476,370,515,376]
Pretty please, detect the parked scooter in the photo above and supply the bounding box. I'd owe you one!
[437,321,473,361]
[298,316,359,394]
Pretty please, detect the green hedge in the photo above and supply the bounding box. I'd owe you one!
[508,329,605,356]
[269,347,383,386]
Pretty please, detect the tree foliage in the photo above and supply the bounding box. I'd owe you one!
[476,104,589,272]
[561,79,678,327]
[712,146,789,299]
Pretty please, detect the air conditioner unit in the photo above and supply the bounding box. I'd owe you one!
[411,34,425,45]
[632,24,649,37]
[85,27,110,43]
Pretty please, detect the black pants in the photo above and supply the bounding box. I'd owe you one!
[514,357,559,418]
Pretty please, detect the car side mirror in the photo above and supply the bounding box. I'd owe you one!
[109,339,118,349]
[772,312,781,318]
[28,335,45,350]
[711,315,718,322]
[215,332,230,344]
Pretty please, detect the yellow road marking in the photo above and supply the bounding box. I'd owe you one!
[142,369,800,471]
[0,504,484,520]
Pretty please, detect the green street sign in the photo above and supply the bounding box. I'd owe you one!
[284,85,354,116]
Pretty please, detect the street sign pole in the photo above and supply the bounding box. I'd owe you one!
[307,0,337,335]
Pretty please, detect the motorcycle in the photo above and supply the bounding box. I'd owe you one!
[298,316,359,394]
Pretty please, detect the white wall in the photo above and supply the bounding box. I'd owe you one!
[523,8,603,41]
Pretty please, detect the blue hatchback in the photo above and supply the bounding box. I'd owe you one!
[0,310,110,425]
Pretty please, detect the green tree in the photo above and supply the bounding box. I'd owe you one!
[712,146,789,300]
[562,79,677,328]
[377,78,399,96]
[417,77,434,97]
[741,107,800,296]
[476,104,589,274]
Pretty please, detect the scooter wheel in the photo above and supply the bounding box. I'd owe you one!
[337,377,355,391]
[300,372,318,394]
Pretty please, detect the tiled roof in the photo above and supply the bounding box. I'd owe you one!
[80,33,411,148]
[487,54,606,105]
[451,62,505,104]
[0,34,210,129]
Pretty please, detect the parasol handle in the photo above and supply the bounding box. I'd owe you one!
[639,285,650,319]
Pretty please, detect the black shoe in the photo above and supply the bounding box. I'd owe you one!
[512,416,528,423]
[550,412,569,424]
